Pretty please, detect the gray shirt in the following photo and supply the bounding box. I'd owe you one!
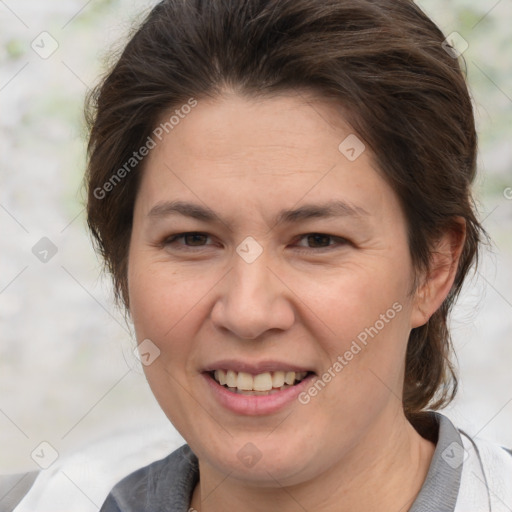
[99,412,466,512]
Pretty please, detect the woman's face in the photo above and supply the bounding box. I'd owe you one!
[128,91,425,485]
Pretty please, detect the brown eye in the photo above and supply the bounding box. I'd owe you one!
[306,234,332,248]
[164,232,212,247]
[294,233,348,249]
[182,233,209,246]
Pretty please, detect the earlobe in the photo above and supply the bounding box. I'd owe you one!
[410,219,466,328]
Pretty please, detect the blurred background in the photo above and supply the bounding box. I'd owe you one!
[1,0,511,475]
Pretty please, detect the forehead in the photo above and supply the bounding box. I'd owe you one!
[135,92,397,223]
[149,91,353,170]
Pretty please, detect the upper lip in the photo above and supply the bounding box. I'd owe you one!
[202,359,316,375]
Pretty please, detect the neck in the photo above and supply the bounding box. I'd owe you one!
[190,411,435,512]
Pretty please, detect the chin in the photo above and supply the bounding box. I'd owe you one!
[195,430,324,487]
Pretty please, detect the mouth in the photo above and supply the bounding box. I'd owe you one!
[207,369,315,396]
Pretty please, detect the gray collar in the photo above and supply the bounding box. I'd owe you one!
[409,412,463,512]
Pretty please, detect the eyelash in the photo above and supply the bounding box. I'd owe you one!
[162,232,349,251]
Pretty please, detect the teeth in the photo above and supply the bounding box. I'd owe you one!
[214,369,227,386]
[253,372,272,391]
[237,371,254,391]
[272,370,285,388]
[212,369,310,391]
[226,370,237,388]
[285,371,296,385]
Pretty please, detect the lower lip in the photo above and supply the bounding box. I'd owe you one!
[202,373,315,416]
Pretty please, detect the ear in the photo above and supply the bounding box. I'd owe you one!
[410,218,466,328]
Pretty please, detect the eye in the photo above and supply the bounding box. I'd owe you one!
[163,232,213,247]
[293,233,349,249]
[161,232,348,251]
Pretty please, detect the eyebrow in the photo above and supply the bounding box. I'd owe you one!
[147,199,369,225]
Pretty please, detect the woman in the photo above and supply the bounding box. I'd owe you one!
[8,0,512,510]
[89,0,512,510]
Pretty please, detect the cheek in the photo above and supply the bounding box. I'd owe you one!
[287,257,413,398]
[127,254,222,371]
[128,256,193,337]
[291,258,411,337]
[126,256,212,433]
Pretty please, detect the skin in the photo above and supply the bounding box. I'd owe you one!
[127,90,464,512]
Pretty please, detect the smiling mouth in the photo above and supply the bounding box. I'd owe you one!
[209,369,314,396]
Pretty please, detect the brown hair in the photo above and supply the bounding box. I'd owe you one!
[85,0,485,416]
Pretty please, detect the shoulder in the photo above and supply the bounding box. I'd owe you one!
[455,428,512,511]
[100,444,199,512]
[9,424,179,512]
[426,413,512,511]
[410,412,512,512]
[0,472,39,512]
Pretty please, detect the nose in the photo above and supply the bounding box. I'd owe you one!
[210,255,295,340]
